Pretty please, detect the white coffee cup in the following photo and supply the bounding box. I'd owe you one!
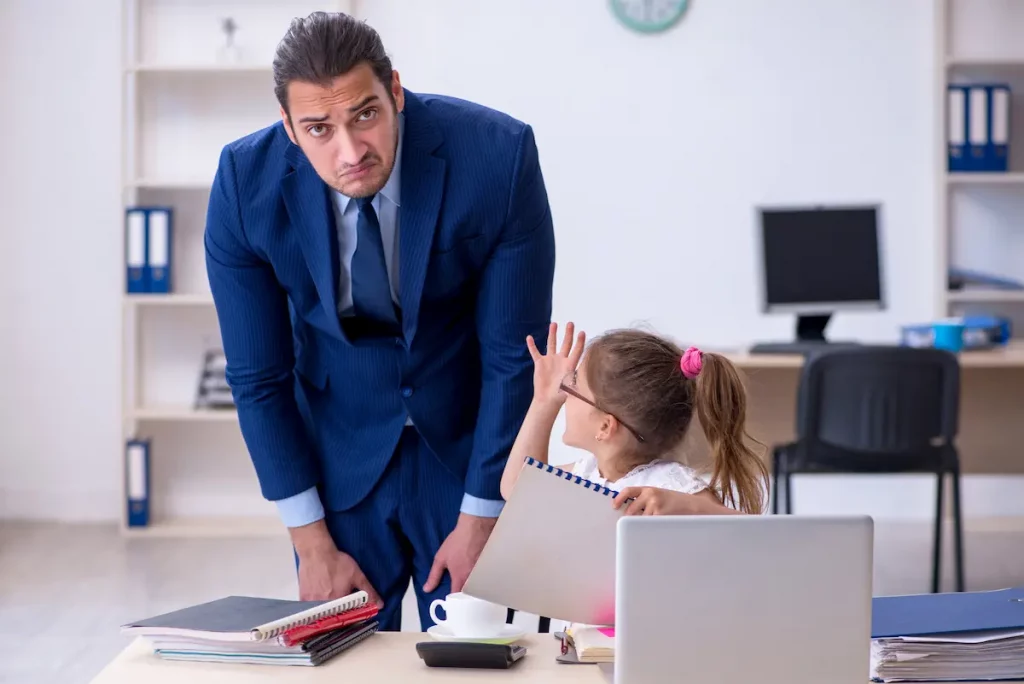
[429,592,507,637]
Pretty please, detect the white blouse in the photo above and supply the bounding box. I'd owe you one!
[570,454,708,495]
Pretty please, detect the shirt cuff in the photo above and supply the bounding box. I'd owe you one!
[275,486,325,528]
[460,493,505,518]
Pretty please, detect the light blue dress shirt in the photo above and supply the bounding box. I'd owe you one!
[275,114,505,527]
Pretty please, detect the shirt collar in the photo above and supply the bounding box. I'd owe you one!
[334,112,403,213]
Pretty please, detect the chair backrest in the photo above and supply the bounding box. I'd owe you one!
[796,346,960,455]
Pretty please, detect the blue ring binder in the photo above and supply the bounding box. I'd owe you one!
[524,456,619,497]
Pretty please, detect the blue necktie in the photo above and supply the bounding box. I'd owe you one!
[350,196,397,326]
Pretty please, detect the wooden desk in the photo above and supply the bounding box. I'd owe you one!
[716,343,1024,474]
[91,634,607,683]
[724,343,1024,371]
[89,634,1022,683]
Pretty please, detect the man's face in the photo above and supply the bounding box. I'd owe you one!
[281,63,404,198]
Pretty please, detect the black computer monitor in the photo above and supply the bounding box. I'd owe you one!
[756,205,884,346]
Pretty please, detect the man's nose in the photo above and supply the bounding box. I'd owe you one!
[335,129,368,167]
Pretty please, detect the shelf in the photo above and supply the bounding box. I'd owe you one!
[124,293,214,306]
[122,516,285,539]
[946,57,1024,69]
[948,173,1024,186]
[131,406,237,422]
[948,289,1024,303]
[126,63,273,74]
[126,178,212,190]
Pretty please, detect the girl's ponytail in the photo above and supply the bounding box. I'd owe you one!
[684,348,769,514]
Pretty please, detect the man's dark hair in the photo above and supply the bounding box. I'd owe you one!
[273,11,393,113]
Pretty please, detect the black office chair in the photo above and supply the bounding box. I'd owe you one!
[770,346,964,593]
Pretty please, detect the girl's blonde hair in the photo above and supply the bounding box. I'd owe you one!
[583,329,769,514]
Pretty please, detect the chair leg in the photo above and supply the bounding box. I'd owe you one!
[538,616,551,634]
[951,467,965,592]
[771,451,781,514]
[931,472,944,594]
[784,471,793,515]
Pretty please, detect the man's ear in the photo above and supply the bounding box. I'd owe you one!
[280,106,297,144]
[391,70,405,113]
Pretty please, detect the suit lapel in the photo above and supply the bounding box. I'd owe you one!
[282,147,344,340]
[399,91,446,346]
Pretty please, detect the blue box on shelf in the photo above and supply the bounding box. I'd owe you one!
[901,315,1012,351]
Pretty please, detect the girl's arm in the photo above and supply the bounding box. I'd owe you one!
[610,487,748,516]
[499,398,562,500]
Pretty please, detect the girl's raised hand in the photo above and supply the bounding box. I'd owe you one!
[526,322,586,407]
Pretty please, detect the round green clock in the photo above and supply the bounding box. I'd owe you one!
[610,0,689,34]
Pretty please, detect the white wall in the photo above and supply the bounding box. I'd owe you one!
[1,0,1022,523]
[0,0,124,520]
[363,0,938,346]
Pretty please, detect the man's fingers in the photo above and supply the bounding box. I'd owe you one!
[559,322,575,356]
[423,554,447,593]
[353,572,384,608]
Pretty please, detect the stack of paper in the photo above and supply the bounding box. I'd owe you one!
[872,629,1024,682]
[120,592,379,666]
[870,586,1024,682]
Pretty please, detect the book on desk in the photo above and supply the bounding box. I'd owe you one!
[120,591,380,666]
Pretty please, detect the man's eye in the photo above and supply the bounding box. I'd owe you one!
[358,109,377,122]
[308,124,328,137]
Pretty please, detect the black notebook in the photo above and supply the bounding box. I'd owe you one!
[121,591,369,642]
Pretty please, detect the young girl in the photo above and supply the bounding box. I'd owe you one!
[500,322,770,515]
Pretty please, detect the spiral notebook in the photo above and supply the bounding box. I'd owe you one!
[121,590,369,642]
[463,457,623,625]
[153,620,380,666]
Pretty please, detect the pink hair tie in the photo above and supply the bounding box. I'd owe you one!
[680,346,703,379]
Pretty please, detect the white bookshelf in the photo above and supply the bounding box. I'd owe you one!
[937,0,1024,319]
[119,0,352,537]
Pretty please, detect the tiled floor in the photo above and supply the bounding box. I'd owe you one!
[2,519,1023,683]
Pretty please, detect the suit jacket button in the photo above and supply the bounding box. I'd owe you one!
[394,337,403,347]
[401,387,414,398]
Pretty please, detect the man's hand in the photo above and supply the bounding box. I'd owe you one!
[423,513,497,594]
[289,520,383,606]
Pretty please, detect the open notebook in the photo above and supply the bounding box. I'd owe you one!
[463,457,623,625]
[121,591,369,642]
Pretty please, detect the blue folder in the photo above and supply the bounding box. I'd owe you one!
[873,586,1024,638]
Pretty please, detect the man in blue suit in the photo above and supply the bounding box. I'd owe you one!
[204,11,554,631]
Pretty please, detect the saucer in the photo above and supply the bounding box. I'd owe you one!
[427,623,527,644]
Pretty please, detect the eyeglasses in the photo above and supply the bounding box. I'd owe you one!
[559,370,646,444]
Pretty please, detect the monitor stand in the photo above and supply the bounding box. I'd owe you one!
[749,313,861,355]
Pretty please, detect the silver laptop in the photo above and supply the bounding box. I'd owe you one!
[614,515,873,684]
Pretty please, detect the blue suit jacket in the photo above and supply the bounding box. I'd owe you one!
[204,90,555,512]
